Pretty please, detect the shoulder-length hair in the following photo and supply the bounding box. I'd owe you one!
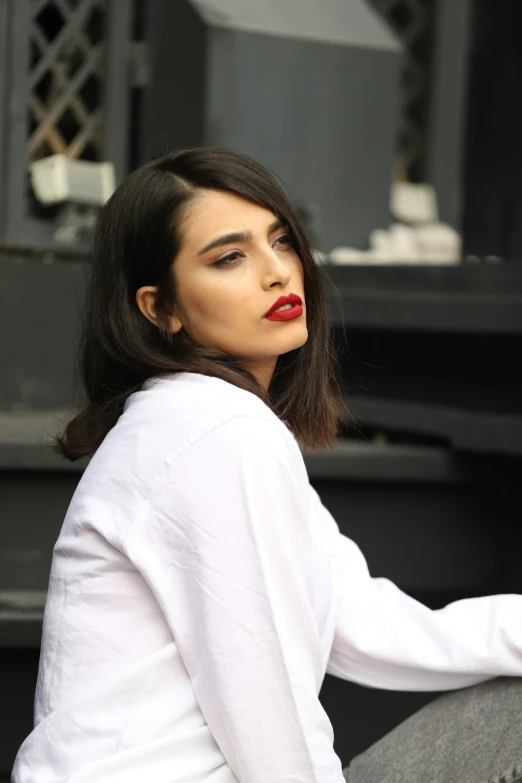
[56,146,348,460]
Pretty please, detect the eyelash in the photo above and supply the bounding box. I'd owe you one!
[211,233,296,268]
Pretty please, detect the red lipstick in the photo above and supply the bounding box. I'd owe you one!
[264,293,303,322]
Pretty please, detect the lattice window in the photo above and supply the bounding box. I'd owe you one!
[367,0,436,182]
[28,0,107,165]
[0,0,131,249]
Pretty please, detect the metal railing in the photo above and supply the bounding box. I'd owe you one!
[368,0,436,181]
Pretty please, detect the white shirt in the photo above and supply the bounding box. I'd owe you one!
[12,372,522,783]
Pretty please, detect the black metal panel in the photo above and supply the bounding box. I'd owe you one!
[0,253,85,410]
[0,649,40,780]
[0,471,74,594]
[337,326,522,454]
[0,0,10,240]
[316,478,499,592]
[462,0,522,260]
[141,0,207,156]
[425,0,472,228]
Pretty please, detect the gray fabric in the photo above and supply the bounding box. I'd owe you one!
[343,677,522,783]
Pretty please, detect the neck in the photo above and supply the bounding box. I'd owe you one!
[241,357,277,391]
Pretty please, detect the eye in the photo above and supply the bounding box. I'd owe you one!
[210,251,244,268]
[273,232,297,250]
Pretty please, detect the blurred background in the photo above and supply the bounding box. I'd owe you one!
[1,0,522,777]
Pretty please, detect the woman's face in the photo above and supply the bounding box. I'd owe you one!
[141,189,308,388]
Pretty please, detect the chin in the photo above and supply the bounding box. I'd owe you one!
[294,324,309,346]
[280,328,309,353]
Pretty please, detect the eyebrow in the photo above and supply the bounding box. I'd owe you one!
[197,218,286,256]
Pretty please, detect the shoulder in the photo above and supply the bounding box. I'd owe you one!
[72,373,309,548]
[92,372,297,484]
[135,412,312,551]
[126,371,281,437]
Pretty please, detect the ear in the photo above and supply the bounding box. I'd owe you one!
[135,285,159,326]
[135,285,183,334]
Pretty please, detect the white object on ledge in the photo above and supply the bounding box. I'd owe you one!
[29,154,115,206]
[328,180,462,265]
[329,222,461,265]
[390,181,439,224]
[414,223,462,262]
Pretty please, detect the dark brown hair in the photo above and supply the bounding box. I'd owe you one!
[56,146,348,460]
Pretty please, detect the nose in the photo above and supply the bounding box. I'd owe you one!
[260,246,293,289]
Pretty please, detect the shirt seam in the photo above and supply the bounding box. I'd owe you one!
[119,412,297,552]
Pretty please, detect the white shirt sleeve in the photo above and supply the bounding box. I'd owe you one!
[125,416,345,783]
[310,485,522,691]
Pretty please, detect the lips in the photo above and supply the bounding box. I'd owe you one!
[264,293,303,318]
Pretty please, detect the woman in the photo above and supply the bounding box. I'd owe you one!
[12,147,522,783]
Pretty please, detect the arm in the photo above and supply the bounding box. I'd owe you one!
[310,485,522,691]
[125,416,345,783]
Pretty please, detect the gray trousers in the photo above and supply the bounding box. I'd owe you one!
[343,677,522,783]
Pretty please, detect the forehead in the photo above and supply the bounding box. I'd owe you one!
[180,189,279,244]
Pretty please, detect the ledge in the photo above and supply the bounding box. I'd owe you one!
[0,410,480,480]
[349,396,522,455]
[322,263,522,333]
[0,591,46,648]
[0,410,87,471]
[302,440,475,482]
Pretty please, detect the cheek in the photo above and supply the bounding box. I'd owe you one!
[181,280,246,328]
